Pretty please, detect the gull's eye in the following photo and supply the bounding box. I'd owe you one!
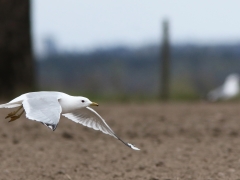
[81,100,85,103]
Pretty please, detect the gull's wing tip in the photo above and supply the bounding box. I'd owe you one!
[127,143,140,151]
[42,123,58,131]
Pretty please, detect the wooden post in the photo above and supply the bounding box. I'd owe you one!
[0,1,35,99]
[160,19,170,100]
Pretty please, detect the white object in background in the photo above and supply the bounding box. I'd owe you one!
[207,74,240,101]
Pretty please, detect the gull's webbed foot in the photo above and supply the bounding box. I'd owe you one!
[8,115,21,122]
[6,107,24,122]
[5,112,16,119]
[5,105,23,119]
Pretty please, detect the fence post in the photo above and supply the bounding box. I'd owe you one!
[160,19,170,101]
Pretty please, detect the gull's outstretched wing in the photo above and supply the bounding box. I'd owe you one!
[22,97,62,131]
[62,107,140,150]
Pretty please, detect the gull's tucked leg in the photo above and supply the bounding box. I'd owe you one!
[8,109,25,122]
[5,105,23,119]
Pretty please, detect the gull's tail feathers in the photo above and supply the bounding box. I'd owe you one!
[0,102,22,109]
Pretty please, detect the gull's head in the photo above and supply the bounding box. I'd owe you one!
[77,97,99,108]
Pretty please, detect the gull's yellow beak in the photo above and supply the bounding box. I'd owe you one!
[90,102,99,106]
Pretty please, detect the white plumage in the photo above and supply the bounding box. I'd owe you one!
[0,91,140,151]
[207,74,239,101]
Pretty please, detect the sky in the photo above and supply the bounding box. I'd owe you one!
[31,0,240,54]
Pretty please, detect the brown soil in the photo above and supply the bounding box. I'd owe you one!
[1,102,240,180]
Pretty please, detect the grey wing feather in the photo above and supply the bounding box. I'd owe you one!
[62,107,140,150]
[22,97,62,130]
[62,107,117,138]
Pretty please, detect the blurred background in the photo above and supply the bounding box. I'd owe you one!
[1,0,240,101]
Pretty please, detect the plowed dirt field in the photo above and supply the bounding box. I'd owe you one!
[1,102,240,180]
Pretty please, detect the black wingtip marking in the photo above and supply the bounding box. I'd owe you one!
[115,134,140,150]
[41,123,58,131]
[126,143,140,150]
